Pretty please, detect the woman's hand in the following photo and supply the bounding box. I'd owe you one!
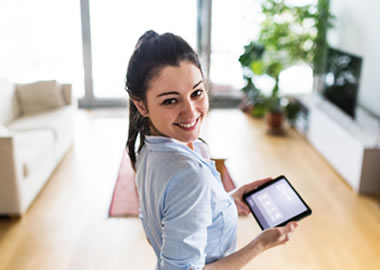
[229,177,272,216]
[204,221,298,270]
[252,221,298,251]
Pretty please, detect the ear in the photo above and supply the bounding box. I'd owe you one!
[131,98,149,117]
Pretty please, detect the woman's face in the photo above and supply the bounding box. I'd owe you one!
[134,61,208,144]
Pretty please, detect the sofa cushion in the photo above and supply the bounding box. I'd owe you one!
[61,84,72,105]
[7,106,74,142]
[0,78,20,125]
[14,130,55,178]
[16,80,65,115]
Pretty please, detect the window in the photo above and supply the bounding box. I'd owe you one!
[0,0,84,97]
[89,0,197,99]
[210,0,262,93]
[210,0,314,96]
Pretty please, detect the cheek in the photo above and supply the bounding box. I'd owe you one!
[159,114,175,127]
[200,94,209,113]
[149,106,176,127]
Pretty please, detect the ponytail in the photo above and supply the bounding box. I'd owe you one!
[126,99,150,170]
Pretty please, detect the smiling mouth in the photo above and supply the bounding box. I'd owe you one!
[175,117,200,129]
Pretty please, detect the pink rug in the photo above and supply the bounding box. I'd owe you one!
[109,151,236,217]
[109,150,139,217]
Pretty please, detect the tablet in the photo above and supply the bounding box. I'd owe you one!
[243,175,312,230]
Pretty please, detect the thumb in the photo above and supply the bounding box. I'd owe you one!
[235,200,250,215]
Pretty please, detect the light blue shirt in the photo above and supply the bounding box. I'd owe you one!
[135,136,238,270]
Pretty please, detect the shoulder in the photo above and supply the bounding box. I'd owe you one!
[145,147,207,176]
[168,157,210,187]
[137,146,213,191]
[161,158,214,220]
[162,152,213,196]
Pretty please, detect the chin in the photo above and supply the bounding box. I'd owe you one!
[177,135,198,144]
[176,131,200,144]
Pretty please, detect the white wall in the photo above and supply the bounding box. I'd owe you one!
[329,0,380,118]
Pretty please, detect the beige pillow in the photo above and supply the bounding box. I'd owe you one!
[16,80,65,115]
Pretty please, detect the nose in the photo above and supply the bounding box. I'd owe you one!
[181,98,197,119]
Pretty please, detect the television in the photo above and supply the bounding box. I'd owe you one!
[323,47,363,118]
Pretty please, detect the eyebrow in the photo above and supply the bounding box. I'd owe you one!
[156,80,203,97]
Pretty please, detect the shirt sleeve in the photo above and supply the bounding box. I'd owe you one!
[159,163,213,270]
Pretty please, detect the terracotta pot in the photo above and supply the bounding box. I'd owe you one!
[266,111,284,131]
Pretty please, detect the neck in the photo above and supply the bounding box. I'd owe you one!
[187,142,194,150]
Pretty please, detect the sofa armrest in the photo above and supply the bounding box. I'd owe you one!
[62,84,73,105]
[0,136,23,214]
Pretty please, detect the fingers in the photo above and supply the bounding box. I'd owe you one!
[256,222,299,251]
[280,222,298,243]
[243,177,273,192]
[288,221,298,230]
[235,199,251,216]
[270,222,298,246]
[286,221,298,234]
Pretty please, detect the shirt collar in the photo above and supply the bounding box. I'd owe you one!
[144,135,212,165]
[145,135,193,152]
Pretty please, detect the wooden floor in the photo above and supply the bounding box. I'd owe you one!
[0,108,379,270]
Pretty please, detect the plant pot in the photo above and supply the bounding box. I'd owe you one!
[266,111,285,134]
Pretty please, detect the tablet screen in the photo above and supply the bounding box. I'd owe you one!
[244,176,311,230]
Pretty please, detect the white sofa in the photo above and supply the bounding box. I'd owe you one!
[0,79,75,215]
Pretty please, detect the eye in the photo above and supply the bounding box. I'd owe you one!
[191,89,203,98]
[162,98,177,105]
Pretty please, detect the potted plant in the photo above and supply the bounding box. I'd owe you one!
[239,42,289,132]
[238,42,267,117]
[254,54,287,132]
[239,0,334,132]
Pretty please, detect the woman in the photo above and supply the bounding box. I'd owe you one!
[125,30,297,270]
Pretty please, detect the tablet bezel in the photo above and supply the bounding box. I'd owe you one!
[243,175,312,230]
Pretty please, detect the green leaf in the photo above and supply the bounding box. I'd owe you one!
[267,61,283,79]
[250,61,265,75]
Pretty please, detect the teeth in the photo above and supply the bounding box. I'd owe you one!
[177,119,197,128]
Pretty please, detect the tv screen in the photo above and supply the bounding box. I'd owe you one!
[323,47,363,118]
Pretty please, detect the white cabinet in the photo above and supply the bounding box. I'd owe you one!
[296,94,380,194]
